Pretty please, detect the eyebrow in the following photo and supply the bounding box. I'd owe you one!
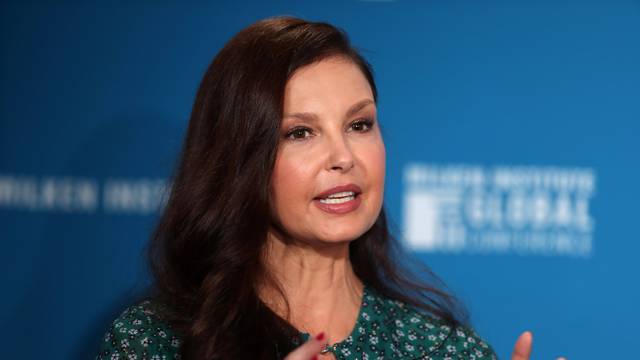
[283,99,375,122]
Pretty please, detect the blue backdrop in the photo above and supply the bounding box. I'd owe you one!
[1,1,639,359]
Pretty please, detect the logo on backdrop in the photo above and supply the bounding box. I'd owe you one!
[0,174,168,214]
[403,164,596,257]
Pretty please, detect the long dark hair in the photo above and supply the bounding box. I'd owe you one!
[148,16,466,359]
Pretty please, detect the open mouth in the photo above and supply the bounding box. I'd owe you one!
[318,191,357,204]
[313,185,362,214]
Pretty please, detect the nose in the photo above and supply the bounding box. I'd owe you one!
[325,133,355,172]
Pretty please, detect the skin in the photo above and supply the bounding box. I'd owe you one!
[264,57,384,358]
[270,57,385,246]
[262,56,535,360]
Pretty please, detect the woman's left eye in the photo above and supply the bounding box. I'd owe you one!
[285,126,313,140]
[349,119,374,132]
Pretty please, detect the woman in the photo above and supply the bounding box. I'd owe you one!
[96,16,533,360]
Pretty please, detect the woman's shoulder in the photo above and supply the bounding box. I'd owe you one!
[365,287,497,359]
[95,300,182,360]
[404,310,497,360]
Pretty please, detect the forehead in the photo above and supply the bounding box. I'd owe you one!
[283,57,374,112]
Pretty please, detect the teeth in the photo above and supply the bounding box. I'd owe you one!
[320,196,355,204]
[326,191,355,199]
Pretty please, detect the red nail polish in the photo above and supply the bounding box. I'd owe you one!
[311,356,318,360]
[315,332,325,341]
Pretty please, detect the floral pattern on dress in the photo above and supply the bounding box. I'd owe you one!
[96,301,180,360]
[296,286,497,359]
[97,286,497,360]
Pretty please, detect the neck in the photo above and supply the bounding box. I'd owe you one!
[260,230,364,341]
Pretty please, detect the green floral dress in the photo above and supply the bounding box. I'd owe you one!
[96,286,497,359]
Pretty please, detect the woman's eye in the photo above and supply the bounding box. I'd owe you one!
[350,119,374,132]
[286,127,312,140]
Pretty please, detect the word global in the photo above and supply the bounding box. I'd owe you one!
[403,164,595,257]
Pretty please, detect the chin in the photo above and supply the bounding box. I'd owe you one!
[315,223,371,244]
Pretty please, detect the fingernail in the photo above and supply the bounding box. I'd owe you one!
[311,356,318,360]
[315,332,325,341]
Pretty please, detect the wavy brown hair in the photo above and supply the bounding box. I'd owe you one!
[147,16,466,359]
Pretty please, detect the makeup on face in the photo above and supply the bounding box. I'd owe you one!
[269,57,385,244]
[313,184,362,214]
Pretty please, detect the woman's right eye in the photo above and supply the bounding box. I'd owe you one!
[286,127,313,140]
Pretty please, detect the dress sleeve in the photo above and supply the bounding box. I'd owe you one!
[95,301,181,360]
[439,325,498,360]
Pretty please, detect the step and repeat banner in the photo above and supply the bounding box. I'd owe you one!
[1,1,638,359]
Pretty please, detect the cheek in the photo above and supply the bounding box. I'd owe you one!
[361,139,386,190]
[372,144,386,185]
[362,140,386,219]
[271,150,315,217]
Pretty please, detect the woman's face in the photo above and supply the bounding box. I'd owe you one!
[270,56,386,245]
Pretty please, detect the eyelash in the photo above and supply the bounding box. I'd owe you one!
[284,118,375,141]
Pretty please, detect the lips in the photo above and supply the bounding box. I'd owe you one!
[313,184,362,214]
[314,184,362,199]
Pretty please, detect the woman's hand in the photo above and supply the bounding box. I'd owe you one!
[284,332,329,360]
[511,331,533,360]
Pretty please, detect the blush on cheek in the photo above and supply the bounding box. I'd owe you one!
[369,148,386,221]
[270,151,313,235]
[367,142,386,190]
